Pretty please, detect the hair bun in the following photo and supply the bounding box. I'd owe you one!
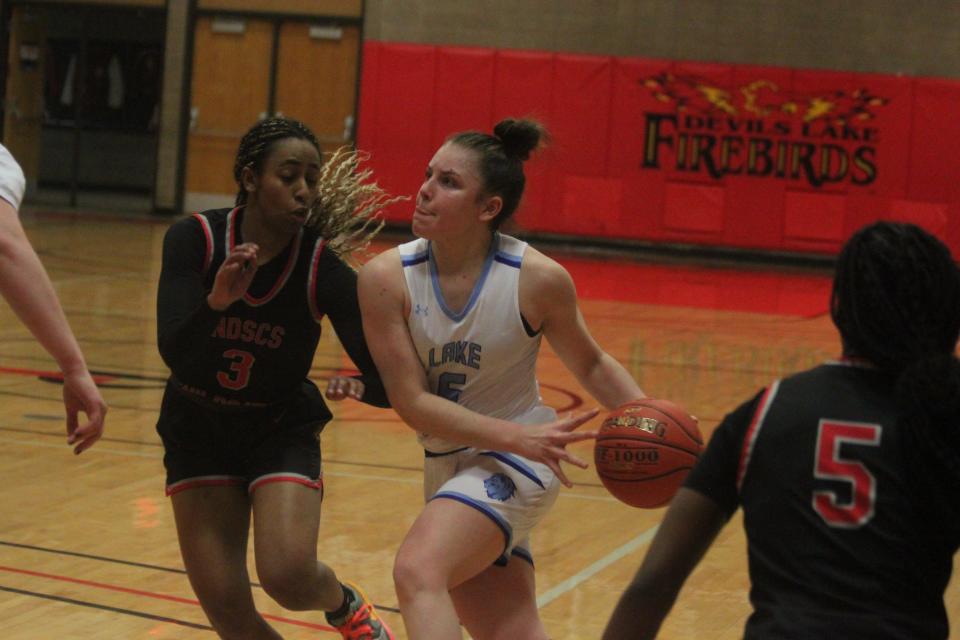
[493,119,546,161]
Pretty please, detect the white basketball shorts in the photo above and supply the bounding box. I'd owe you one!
[424,447,561,566]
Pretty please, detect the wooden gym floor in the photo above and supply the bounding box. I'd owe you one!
[0,208,956,639]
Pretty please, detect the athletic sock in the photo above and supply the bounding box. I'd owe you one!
[325,582,355,624]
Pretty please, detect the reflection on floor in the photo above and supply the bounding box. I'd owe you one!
[554,252,832,317]
[372,228,835,318]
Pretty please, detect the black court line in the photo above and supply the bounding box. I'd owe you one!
[0,423,606,489]
[0,584,213,631]
[0,425,164,448]
[0,540,402,614]
[0,425,428,474]
[0,389,155,412]
[0,540,190,578]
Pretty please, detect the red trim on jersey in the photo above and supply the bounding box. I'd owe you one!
[225,207,239,251]
[248,472,323,494]
[832,356,877,368]
[191,213,214,275]
[225,207,304,307]
[736,380,780,492]
[165,475,245,496]
[307,238,327,322]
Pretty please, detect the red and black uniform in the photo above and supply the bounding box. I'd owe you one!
[156,207,387,495]
[686,360,959,640]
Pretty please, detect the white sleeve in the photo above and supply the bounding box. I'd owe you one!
[0,143,26,210]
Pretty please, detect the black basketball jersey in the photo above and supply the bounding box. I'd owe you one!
[157,207,386,410]
[686,360,958,639]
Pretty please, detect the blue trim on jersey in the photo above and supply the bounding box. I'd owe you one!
[401,251,429,267]
[511,546,534,566]
[431,491,512,560]
[493,252,522,269]
[480,451,545,489]
[492,546,534,567]
[424,447,469,458]
[428,234,499,321]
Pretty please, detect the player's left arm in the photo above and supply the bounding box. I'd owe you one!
[601,487,727,640]
[0,148,107,453]
[316,252,390,408]
[521,248,644,410]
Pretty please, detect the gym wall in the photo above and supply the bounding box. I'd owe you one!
[357,1,960,256]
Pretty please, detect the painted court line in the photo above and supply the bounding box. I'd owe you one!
[0,584,212,630]
[0,565,335,631]
[536,524,659,609]
[1,434,652,619]
[0,434,617,501]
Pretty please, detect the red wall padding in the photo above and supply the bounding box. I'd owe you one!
[357,41,960,256]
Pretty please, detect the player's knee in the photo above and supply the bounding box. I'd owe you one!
[258,561,315,610]
[393,544,439,598]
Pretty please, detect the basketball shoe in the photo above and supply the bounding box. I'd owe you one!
[325,582,395,640]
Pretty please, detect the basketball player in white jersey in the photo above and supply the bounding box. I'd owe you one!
[0,143,106,454]
[358,119,645,640]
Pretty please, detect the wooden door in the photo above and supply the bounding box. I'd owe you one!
[184,16,272,211]
[274,22,360,154]
[2,7,47,190]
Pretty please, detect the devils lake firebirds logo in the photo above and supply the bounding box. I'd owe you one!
[640,72,889,188]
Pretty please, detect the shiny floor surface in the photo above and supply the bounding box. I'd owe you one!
[0,209,955,639]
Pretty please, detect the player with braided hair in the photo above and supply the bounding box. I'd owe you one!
[603,220,960,640]
[156,116,397,639]
[359,118,644,639]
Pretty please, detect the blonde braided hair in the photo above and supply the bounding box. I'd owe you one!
[306,146,407,264]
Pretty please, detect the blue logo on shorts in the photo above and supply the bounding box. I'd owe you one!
[484,473,516,501]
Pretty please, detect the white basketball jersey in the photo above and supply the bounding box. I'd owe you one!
[0,143,26,210]
[400,233,556,453]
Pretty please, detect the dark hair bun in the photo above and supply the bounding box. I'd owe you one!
[493,119,547,161]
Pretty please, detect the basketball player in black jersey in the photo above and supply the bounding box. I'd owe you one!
[603,221,960,639]
[156,117,396,639]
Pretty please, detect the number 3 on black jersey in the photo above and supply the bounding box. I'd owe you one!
[217,349,256,390]
[812,420,882,529]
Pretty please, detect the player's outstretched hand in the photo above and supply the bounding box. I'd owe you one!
[325,376,365,401]
[208,243,259,310]
[518,408,600,488]
[63,369,107,455]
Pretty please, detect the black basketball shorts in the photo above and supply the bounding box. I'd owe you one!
[156,380,331,497]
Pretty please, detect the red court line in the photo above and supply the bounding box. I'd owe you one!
[0,367,116,385]
[0,565,336,632]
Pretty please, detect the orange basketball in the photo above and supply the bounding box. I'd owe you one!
[594,398,703,508]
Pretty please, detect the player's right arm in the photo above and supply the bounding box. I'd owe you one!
[358,249,598,486]
[602,395,754,638]
[156,217,246,375]
[601,488,727,640]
